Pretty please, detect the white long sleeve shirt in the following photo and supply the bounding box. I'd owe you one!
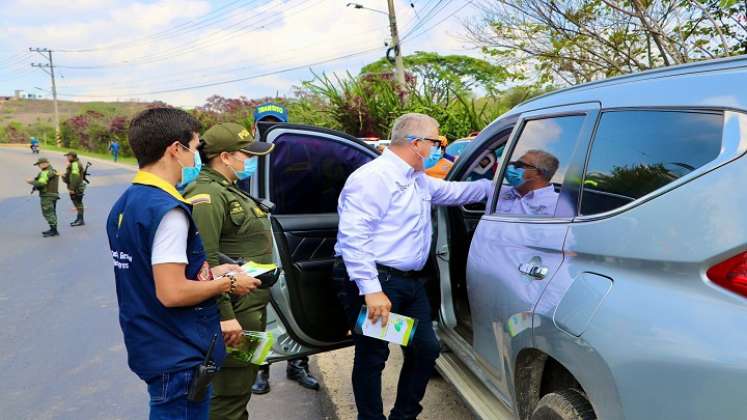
[335,148,492,295]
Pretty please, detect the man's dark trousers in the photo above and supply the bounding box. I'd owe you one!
[334,260,441,420]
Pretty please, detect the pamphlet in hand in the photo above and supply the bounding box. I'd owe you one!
[241,261,277,277]
[354,306,418,347]
[239,261,280,289]
[226,331,274,365]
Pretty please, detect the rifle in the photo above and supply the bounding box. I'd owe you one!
[82,161,92,184]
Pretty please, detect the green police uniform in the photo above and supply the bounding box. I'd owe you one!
[32,157,60,234]
[62,152,86,225]
[185,123,275,420]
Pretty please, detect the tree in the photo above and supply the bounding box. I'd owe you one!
[466,0,746,86]
[360,51,515,97]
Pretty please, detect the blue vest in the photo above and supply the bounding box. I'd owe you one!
[106,172,225,380]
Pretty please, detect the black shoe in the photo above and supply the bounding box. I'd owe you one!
[252,366,271,395]
[70,217,85,227]
[43,226,59,237]
[286,359,320,391]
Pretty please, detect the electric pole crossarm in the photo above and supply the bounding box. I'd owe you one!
[29,47,61,146]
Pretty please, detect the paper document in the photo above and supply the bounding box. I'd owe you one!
[354,306,418,347]
[226,331,274,365]
[240,261,277,278]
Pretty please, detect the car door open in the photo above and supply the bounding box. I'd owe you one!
[253,124,379,358]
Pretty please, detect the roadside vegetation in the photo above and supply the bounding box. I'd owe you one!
[2,0,743,158]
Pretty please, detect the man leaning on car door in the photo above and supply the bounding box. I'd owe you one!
[333,112,493,420]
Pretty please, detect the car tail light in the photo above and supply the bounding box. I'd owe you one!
[707,252,747,298]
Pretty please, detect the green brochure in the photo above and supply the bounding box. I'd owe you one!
[226,331,274,365]
[354,305,418,347]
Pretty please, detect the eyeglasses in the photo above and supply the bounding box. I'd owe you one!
[177,140,203,154]
[406,135,442,147]
[510,160,540,171]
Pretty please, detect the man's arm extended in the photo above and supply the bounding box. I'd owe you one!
[428,177,493,206]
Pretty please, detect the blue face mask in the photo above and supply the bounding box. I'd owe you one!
[505,164,525,187]
[424,145,442,169]
[177,147,202,190]
[233,156,258,181]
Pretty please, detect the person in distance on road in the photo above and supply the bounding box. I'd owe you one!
[105,108,261,420]
[62,151,86,227]
[27,157,60,237]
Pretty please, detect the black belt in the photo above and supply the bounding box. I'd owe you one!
[376,264,424,279]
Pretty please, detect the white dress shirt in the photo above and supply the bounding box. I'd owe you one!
[495,184,559,216]
[335,148,492,295]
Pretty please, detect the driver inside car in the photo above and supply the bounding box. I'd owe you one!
[496,149,559,216]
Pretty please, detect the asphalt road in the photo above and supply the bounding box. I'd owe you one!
[0,146,471,420]
[0,146,331,420]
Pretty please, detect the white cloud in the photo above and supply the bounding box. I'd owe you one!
[1,0,486,106]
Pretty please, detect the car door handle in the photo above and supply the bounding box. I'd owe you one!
[518,263,549,280]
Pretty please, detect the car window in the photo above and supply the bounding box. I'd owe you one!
[580,110,723,216]
[495,115,586,218]
[269,133,375,215]
[446,141,470,157]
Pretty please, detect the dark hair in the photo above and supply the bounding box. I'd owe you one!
[128,107,202,167]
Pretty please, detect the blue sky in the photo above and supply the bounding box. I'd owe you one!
[0,0,484,107]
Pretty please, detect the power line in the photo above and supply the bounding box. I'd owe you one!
[55,0,257,53]
[58,45,383,98]
[401,0,446,40]
[54,0,317,70]
[57,23,391,91]
[403,1,468,42]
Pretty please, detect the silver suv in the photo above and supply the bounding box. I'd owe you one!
[252,55,747,420]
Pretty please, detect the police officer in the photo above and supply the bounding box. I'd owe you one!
[185,122,275,420]
[27,157,60,237]
[248,102,320,395]
[62,151,86,226]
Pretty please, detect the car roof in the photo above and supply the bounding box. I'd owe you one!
[510,54,747,115]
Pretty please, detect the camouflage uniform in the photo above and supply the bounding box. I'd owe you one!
[62,151,86,226]
[31,157,60,236]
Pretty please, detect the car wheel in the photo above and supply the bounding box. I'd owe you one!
[530,389,596,420]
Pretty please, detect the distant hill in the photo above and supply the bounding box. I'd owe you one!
[0,99,150,126]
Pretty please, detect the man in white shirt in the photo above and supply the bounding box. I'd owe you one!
[334,113,492,420]
[496,150,560,217]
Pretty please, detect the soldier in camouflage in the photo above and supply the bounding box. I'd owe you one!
[62,151,86,226]
[27,157,60,237]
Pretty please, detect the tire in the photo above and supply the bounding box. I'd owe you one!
[530,389,596,420]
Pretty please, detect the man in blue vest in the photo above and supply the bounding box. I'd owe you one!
[106,108,262,420]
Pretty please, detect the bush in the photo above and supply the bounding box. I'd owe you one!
[0,121,28,143]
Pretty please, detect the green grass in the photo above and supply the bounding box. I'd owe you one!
[41,143,137,166]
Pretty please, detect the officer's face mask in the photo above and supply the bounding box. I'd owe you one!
[176,143,202,190]
[227,154,258,181]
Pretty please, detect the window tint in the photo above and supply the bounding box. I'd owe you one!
[580,111,723,215]
[496,115,585,217]
[270,133,375,214]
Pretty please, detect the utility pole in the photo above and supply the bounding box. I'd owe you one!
[386,0,407,88]
[30,47,61,146]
